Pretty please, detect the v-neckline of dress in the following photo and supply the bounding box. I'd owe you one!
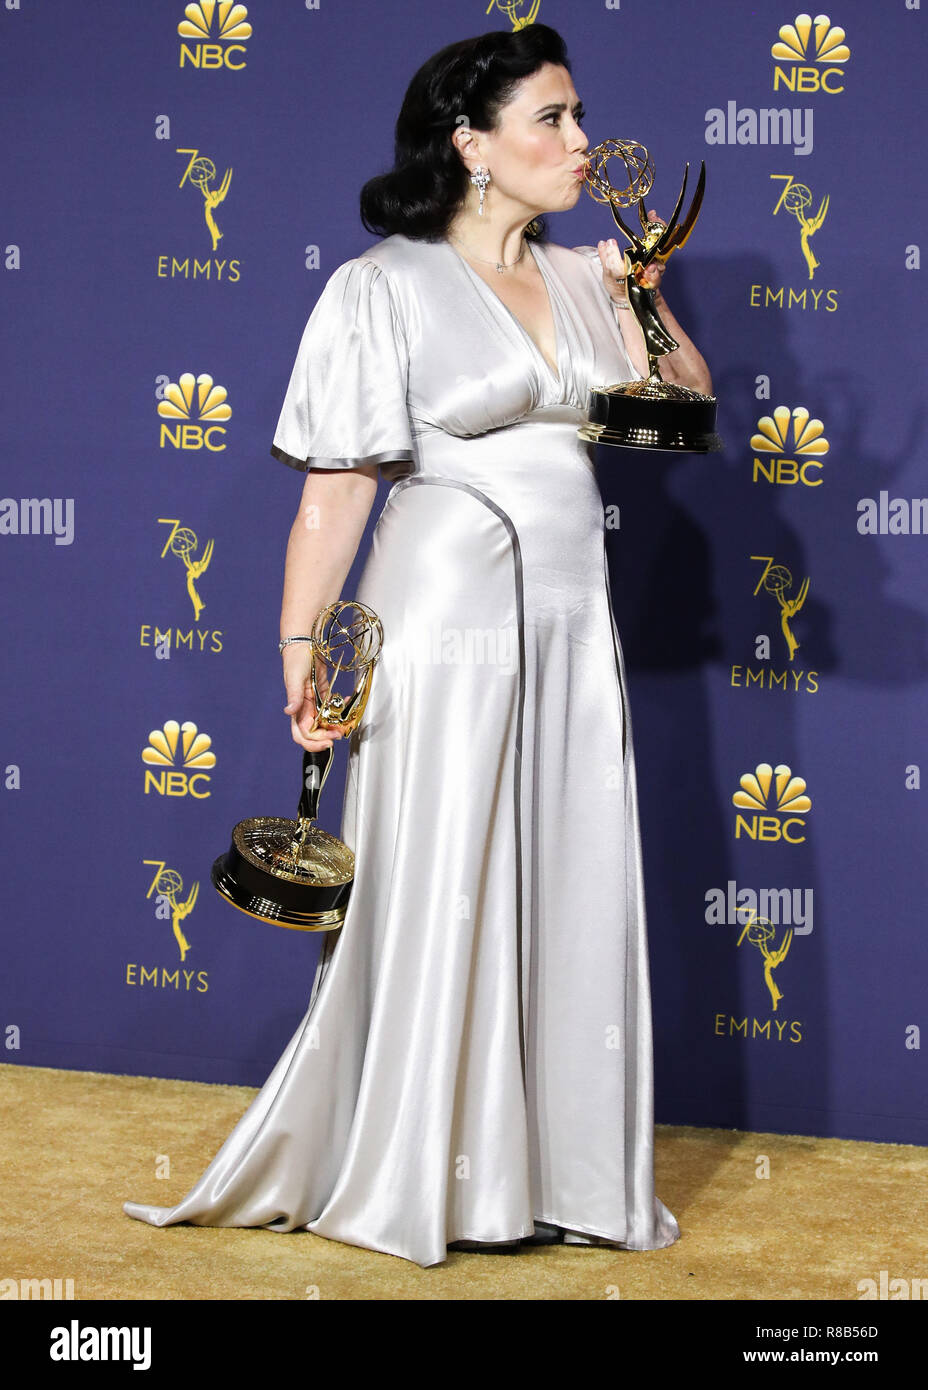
[445,237,563,387]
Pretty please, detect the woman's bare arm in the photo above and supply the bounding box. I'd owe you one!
[280,463,380,751]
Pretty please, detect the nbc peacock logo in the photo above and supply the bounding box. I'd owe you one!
[158,373,231,452]
[179,2,252,70]
[751,405,830,487]
[772,13,850,93]
[733,762,812,843]
[142,719,216,798]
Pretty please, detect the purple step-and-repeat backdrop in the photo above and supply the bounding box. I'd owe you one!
[2,0,925,1144]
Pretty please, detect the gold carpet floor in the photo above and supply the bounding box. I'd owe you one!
[2,1063,924,1301]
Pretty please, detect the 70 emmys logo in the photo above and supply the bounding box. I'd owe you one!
[733,762,812,843]
[179,2,252,70]
[772,13,850,93]
[158,373,231,450]
[729,554,817,695]
[155,147,241,282]
[142,720,215,797]
[748,173,839,315]
[713,904,803,1045]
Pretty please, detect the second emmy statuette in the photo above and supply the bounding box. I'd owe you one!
[211,600,384,931]
[578,139,722,454]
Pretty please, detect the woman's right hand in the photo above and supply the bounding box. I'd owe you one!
[282,644,345,752]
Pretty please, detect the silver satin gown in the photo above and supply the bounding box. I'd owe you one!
[123,232,681,1267]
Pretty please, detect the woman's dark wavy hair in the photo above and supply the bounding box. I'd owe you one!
[360,24,571,243]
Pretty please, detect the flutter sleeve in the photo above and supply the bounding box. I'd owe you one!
[270,256,416,482]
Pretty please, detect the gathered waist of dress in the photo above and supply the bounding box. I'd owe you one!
[400,410,598,498]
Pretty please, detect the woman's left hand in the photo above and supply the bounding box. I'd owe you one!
[597,208,667,304]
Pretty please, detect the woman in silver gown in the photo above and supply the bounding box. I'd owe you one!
[124,23,711,1268]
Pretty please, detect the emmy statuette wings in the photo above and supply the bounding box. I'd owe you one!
[579,138,722,453]
[211,601,384,931]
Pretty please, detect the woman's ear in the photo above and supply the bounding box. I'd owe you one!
[451,122,480,172]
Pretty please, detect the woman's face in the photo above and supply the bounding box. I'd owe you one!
[464,62,589,216]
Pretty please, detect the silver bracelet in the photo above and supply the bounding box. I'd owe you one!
[279,635,314,653]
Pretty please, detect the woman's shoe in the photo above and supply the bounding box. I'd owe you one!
[447,1238,522,1254]
[561,1228,622,1245]
[520,1221,565,1246]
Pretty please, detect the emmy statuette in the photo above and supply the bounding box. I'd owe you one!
[578,139,722,453]
[211,600,384,931]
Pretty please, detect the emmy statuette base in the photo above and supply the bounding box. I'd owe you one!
[211,858,348,931]
[210,814,354,932]
[579,379,723,454]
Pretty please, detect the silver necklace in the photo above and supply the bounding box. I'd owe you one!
[448,233,527,274]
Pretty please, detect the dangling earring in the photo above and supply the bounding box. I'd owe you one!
[470,165,490,216]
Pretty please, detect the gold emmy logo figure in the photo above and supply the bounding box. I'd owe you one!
[159,519,214,619]
[752,555,809,662]
[737,911,792,1012]
[486,0,541,31]
[177,149,232,250]
[144,861,200,961]
[771,174,828,281]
